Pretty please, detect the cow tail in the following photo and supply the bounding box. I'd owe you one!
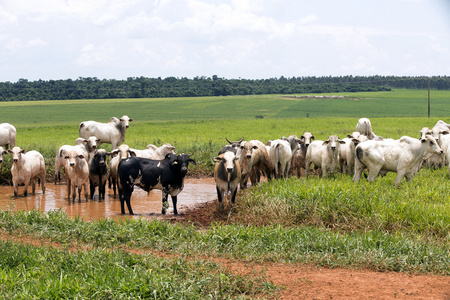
[79,122,85,134]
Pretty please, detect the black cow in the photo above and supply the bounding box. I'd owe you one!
[89,149,109,200]
[217,137,243,155]
[117,153,196,215]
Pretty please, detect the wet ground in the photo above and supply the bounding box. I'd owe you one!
[0,178,217,221]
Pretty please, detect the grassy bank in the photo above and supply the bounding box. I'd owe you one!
[0,209,448,276]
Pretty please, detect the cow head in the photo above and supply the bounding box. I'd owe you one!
[240,141,258,159]
[322,135,345,152]
[111,144,136,160]
[422,134,444,155]
[93,149,108,166]
[225,137,244,148]
[166,153,196,176]
[8,147,25,164]
[214,151,237,173]
[63,149,84,167]
[300,132,315,148]
[282,135,302,152]
[119,115,133,129]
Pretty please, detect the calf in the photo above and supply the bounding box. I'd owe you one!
[269,139,293,178]
[305,135,345,178]
[79,115,133,150]
[118,153,196,215]
[9,147,46,197]
[54,136,99,184]
[353,135,443,186]
[89,149,109,200]
[108,144,136,198]
[63,149,89,201]
[213,152,241,207]
[238,140,272,189]
[290,132,315,177]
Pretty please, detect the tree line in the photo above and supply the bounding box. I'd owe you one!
[0,75,448,102]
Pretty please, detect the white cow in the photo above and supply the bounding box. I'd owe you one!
[353,135,443,186]
[269,139,293,178]
[54,136,99,184]
[79,115,133,150]
[305,135,345,178]
[0,123,16,149]
[338,137,359,175]
[356,118,377,140]
[9,147,46,196]
[62,148,89,201]
[130,143,176,159]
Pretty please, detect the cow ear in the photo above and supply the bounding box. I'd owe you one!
[441,131,449,135]
[7,149,12,154]
[129,150,136,157]
[97,139,101,142]
[21,149,26,154]
[213,156,221,162]
[129,119,133,122]
[322,141,329,145]
[311,136,315,140]
[347,134,352,138]
[421,139,426,144]
[189,158,196,165]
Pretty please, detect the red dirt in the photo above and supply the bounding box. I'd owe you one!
[1,230,449,299]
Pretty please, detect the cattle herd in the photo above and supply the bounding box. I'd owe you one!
[0,116,449,216]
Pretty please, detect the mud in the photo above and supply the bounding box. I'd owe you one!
[0,178,217,220]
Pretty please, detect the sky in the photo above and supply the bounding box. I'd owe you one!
[1,0,449,82]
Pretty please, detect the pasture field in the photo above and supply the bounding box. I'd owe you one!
[0,89,449,298]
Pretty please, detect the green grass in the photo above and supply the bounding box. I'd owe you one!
[0,238,273,299]
[0,209,448,276]
[0,89,449,297]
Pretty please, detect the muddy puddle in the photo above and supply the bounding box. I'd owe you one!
[0,178,217,221]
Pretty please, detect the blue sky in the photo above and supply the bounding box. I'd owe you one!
[1,0,449,82]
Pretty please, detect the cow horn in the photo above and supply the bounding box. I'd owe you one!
[225,137,232,144]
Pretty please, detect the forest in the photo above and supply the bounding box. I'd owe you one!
[0,75,448,101]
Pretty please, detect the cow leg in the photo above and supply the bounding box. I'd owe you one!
[395,169,407,186]
[13,180,18,197]
[83,184,89,201]
[216,186,223,204]
[112,179,117,198]
[67,179,71,200]
[89,179,95,200]
[100,182,105,200]
[72,184,76,202]
[40,173,45,194]
[172,195,178,215]
[353,158,364,182]
[23,180,29,196]
[305,159,311,177]
[240,173,249,189]
[230,187,238,205]
[31,178,36,194]
[161,189,169,214]
[367,165,382,183]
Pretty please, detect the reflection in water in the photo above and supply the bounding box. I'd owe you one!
[0,178,217,221]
